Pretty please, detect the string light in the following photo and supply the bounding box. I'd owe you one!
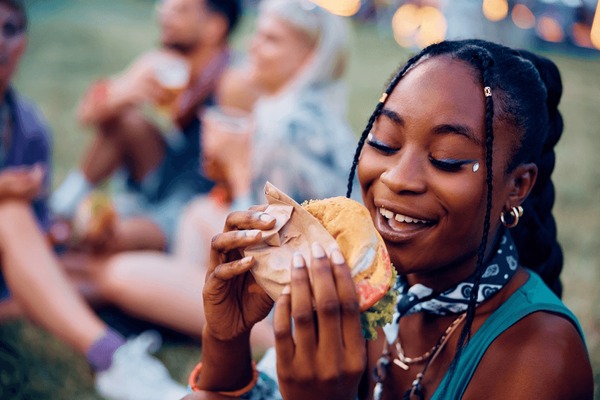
[591,0,600,49]
[536,15,565,42]
[482,0,509,22]
[391,4,446,49]
[511,3,536,29]
[309,0,361,17]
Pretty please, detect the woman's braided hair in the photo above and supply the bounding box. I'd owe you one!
[346,39,564,391]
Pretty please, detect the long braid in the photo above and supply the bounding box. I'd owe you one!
[444,49,496,392]
[346,101,384,198]
[346,49,431,198]
[511,50,565,296]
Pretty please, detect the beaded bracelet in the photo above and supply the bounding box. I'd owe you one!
[188,361,258,397]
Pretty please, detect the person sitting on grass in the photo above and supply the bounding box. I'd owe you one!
[185,39,593,399]
[0,1,188,399]
[50,0,242,253]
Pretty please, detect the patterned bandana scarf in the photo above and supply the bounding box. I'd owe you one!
[383,232,519,344]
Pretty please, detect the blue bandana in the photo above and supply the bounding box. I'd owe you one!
[383,232,519,345]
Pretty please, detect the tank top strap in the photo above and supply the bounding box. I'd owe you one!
[431,271,584,399]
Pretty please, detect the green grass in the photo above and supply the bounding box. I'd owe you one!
[3,0,600,398]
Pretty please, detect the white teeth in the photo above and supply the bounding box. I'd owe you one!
[380,207,429,224]
[381,208,394,219]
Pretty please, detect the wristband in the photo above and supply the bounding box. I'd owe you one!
[188,360,258,397]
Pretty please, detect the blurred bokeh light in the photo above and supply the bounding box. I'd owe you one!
[391,4,447,47]
[310,0,362,16]
[512,3,536,29]
[482,0,509,22]
[350,0,600,53]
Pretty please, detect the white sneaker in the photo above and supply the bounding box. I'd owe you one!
[95,331,189,400]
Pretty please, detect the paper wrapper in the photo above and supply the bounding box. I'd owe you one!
[243,182,338,301]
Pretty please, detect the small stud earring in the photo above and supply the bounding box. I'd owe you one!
[472,162,480,172]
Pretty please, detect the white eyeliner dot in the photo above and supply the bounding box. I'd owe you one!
[472,162,480,172]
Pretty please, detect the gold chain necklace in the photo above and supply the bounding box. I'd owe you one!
[392,312,467,370]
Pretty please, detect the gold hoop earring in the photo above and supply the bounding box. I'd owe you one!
[500,206,523,228]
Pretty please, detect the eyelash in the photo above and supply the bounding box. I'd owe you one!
[366,137,471,172]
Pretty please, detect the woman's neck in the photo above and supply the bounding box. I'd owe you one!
[404,228,505,292]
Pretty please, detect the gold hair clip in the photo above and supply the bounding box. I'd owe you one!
[484,87,492,97]
[379,93,388,103]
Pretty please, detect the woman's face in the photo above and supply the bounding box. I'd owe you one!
[248,13,314,94]
[358,56,516,289]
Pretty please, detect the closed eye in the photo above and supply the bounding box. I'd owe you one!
[430,157,474,172]
[366,134,398,155]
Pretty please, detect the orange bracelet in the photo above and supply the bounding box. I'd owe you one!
[188,361,258,397]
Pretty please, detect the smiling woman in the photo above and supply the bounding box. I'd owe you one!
[187,38,594,400]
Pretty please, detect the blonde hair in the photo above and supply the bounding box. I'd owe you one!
[258,0,350,83]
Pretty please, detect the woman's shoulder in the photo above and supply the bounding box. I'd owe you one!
[463,304,593,399]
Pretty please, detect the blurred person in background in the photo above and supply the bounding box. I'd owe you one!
[49,0,242,254]
[176,0,359,265]
[55,0,358,354]
[0,1,188,399]
[57,64,275,354]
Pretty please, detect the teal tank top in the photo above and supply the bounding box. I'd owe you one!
[431,271,585,399]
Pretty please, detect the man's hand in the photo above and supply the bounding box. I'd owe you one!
[0,164,45,202]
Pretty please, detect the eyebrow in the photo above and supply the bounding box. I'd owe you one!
[380,107,482,146]
[380,108,404,125]
[432,124,482,146]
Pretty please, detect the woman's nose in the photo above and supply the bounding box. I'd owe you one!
[379,150,427,194]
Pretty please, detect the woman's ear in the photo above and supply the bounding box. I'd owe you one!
[504,163,537,209]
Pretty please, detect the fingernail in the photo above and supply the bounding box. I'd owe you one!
[311,242,325,259]
[281,285,291,295]
[245,229,261,238]
[240,256,253,265]
[331,248,345,265]
[259,213,275,223]
[293,252,305,268]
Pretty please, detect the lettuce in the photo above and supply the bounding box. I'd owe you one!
[360,266,398,340]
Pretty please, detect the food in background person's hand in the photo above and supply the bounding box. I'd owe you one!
[71,191,117,247]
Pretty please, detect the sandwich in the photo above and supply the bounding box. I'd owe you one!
[71,191,117,246]
[245,182,397,340]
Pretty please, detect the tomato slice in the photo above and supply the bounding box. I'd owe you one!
[355,243,392,312]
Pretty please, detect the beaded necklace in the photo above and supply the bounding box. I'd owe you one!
[373,313,466,400]
[373,233,519,399]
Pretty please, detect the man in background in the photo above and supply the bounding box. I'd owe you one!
[51,0,242,253]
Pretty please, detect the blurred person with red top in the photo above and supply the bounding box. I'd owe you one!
[50,0,242,253]
[0,1,189,399]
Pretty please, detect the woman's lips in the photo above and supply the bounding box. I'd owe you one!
[376,206,436,242]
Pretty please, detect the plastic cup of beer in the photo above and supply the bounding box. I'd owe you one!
[153,55,190,115]
[200,105,253,180]
[202,105,253,136]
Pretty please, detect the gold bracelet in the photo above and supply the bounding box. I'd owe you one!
[188,361,258,397]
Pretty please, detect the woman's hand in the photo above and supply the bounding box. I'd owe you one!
[274,242,367,400]
[202,209,276,341]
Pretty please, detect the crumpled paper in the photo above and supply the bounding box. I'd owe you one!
[244,182,338,301]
